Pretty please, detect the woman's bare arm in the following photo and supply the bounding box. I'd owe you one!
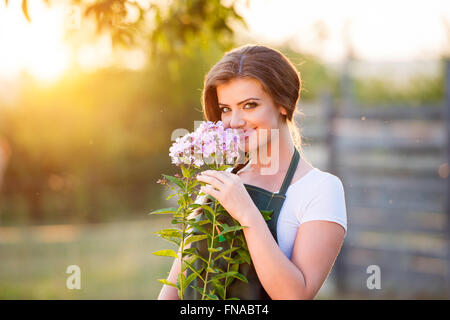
[157,242,192,300]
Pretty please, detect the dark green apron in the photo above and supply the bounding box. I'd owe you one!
[184,148,300,300]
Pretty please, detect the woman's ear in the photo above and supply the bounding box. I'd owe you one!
[279,106,288,116]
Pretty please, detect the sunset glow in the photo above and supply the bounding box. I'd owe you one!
[0,1,70,82]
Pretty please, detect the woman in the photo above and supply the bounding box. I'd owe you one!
[158,44,347,300]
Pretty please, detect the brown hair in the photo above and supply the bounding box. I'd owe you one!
[201,44,305,173]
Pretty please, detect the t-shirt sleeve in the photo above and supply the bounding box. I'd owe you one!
[297,174,347,235]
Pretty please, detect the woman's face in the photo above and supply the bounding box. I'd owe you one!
[216,77,287,152]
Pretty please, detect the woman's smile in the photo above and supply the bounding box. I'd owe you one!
[243,128,257,137]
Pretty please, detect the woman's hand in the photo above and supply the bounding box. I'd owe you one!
[196,170,258,225]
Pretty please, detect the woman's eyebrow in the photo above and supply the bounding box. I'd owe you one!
[218,97,260,107]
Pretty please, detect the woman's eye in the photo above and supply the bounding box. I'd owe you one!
[220,102,257,113]
[244,102,257,109]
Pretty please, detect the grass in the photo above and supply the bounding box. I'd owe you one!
[0,215,390,300]
[0,216,176,299]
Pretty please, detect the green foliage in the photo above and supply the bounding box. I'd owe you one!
[8,0,246,55]
[353,68,444,105]
[151,164,260,300]
[150,0,246,59]
[0,0,234,224]
[277,46,339,101]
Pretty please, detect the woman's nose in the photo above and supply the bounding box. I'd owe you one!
[229,110,246,128]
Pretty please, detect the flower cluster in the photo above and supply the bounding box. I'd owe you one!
[169,121,242,167]
[152,120,251,300]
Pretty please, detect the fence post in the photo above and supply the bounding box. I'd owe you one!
[322,89,347,295]
[445,58,450,299]
[327,58,354,297]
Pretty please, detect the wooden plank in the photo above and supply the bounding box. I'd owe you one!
[445,58,450,296]
[342,174,446,193]
[340,104,443,121]
[343,246,448,277]
[344,179,445,202]
[338,153,445,173]
[348,206,447,234]
[335,262,449,298]
[338,164,443,178]
[343,231,448,259]
[346,190,444,212]
[336,137,444,152]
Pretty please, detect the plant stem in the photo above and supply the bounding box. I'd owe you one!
[223,231,236,299]
[201,197,218,300]
[201,162,220,300]
[179,168,190,299]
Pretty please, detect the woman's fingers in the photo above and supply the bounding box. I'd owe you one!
[196,173,225,190]
[200,184,220,199]
[198,170,233,184]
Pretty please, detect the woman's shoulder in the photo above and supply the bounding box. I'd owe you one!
[292,168,347,232]
[291,165,344,191]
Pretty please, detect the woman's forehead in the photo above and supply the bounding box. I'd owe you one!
[217,78,267,100]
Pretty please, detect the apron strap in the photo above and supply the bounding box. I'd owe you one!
[278,148,300,195]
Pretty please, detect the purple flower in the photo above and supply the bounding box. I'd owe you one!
[169,121,241,168]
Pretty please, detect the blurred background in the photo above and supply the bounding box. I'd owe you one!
[0,0,449,299]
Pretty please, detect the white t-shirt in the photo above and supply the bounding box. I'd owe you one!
[225,166,347,259]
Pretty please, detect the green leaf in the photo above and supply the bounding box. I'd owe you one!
[181,255,198,272]
[230,263,239,272]
[186,218,209,226]
[211,271,248,283]
[161,237,181,247]
[191,285,205,297]
[205,293,219,300]
[152,249,178,258]
[184,261,206,280]
[260,209,273,221]
[180,165,191,178]
[200,204,216,217]
[211,279,225,300]
[237,248,251,264]
[183,271,198,292]
[182,192,192,205]
[154,228,182,238]
[207,247,222,253]
[213,247,239,261]
[162,174,185,189]
[206,266,218,273]
[177,272,186,293]
[231,272,248,283]
[220,225,247,235]
[184,251,208,264]
[183,247,198,255]
[189,180,200,188]
[148,207,178,215]
[217,164,232,171]
[157,279,178,288]
[189,203,202,209]
[225,276,235,287]
[166,193,177,200]
[184,234,208,246]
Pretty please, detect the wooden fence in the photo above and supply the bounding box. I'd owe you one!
[298,60,450,299]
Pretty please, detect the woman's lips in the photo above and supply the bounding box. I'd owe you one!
[243,128,256,135]
[243,128,256,139]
